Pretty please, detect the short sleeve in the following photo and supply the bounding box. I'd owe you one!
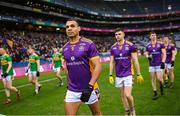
[161,44,165,49]
[110,47,114,56]
[88,43,99,58]
[7,55,12,62]
[130,44,137,53]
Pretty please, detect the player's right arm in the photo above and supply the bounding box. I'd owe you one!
[109,55,115,84]
[109,55,114,76]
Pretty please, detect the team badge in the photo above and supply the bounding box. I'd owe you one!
[79,45,85,51]
[125,46,129,51]
[64,48,68,51]
[157,44,160,48]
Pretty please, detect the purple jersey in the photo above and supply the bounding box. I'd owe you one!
[110,41,137,77]
[62,37,99,92]
[146,42,165,66]
[165,44,175,63]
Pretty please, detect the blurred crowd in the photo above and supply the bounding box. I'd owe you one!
[0,29,115,62]
[0,29,178,62]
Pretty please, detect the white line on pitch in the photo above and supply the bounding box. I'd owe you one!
[0,76,65,92]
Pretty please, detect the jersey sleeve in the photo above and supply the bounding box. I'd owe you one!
[110,47,114,56]
[171,45,176,51]
[35,55,40,61]
[130,44,137,53]
[7,55,12,62]
[88,43,99,58]
[161,43,165,49]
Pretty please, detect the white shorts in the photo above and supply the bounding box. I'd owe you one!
[53,67,60,72]
[149,66,162,72]
[115,75,133,88]
[65,90,98,105]
[165,63,172,69]
[2,75,12,82]
[29,71,37,77]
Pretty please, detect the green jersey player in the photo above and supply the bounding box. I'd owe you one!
[52,47,63,86]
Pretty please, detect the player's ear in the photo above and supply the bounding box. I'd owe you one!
[123,32,125,38]
[78,26,81,32]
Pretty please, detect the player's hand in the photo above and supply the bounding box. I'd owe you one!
[160,62,165,69]
[36,71,40,77]
[1,73,8,78]
[80,84,93,102]
[137,74,144,84]
[109,75,114,84]
[171,61,174,67]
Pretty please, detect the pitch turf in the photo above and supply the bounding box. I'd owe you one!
[0,54,180,115]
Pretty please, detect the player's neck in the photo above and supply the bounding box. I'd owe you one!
[118,39,125,46]
[151,39,157,45]
[69,35,80,44]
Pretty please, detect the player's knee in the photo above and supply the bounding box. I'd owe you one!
[6,85,11,90]
[125,93,132,99]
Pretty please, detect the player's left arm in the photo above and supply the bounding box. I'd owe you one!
[6,61,12,74]
[161,48,166,63]
[171,48,176,61]
[131,52,141,75]
[6,56,12,74]
[89,56,101,86]
[36,56,40,72]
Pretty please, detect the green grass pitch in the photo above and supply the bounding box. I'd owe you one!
[0,54,180,115]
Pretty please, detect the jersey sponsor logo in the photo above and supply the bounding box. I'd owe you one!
[113,47,117,50]
[115,56,129,60]
[66,61,85,66]
[79,43,86,46]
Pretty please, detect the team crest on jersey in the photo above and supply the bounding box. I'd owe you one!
[79,45,85,51]
[157,44,160,48]
[125,46,129,51]
[71,56,75,61]
[153,49,155,52]
[119,53,122,56]
[64,48,68,51]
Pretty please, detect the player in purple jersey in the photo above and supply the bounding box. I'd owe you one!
[62,19,102,115]
[109,28,144,115]
[145,32,166,100]
[163,36,176,88]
